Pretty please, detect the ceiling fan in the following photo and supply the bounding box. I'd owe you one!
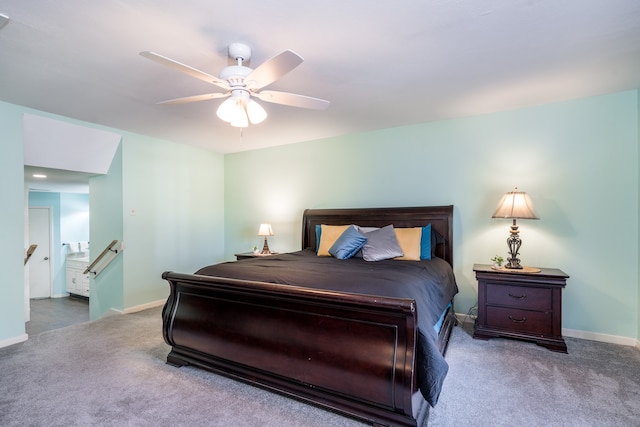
[140,43,330,128]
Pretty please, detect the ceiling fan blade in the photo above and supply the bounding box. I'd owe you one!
[245,50,304,90]
[140,51,228,90]
[157,92,230,105]
[255,90,330,110]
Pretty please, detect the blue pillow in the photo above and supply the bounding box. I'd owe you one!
[329,225,367,259]
[315,224,322,251]
[420,224,432,260]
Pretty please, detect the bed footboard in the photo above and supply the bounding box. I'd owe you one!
[162,271,423,427]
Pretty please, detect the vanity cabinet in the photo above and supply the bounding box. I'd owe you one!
[66,258,90,297]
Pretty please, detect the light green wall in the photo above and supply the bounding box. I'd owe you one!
[0,101,26,345]
[89,126,226,317]
[225,90,639,340]
[90,144,124,318]
[121,133,225,309]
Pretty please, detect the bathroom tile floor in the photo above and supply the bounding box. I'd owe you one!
[26,296,89,335]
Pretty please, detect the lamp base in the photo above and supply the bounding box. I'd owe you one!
[505,260,523,269]
[505,219,523,269]
[260,236,271,255]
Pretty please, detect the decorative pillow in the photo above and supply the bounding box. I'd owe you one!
[394,227,422,261]
[317,224,350,256]
[356,226,379,234]
[421,224,432,260]
[361,225,404,261]
[329,225,367,259]
[352,224,441,259]
[352,226,379,258]
[428,225,446,259]
[315,224,322,251]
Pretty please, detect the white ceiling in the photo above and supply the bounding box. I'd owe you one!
[1,0,640,157]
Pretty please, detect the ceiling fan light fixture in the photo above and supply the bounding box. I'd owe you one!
[216,97,237,123]
[217,98,248,128]
[230,106,248,128]
[246,99,267,124]
[216,90,261,128]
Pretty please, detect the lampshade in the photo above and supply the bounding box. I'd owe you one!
[492,188,539,220]
[216,90,267,128]
[258,223,274,236]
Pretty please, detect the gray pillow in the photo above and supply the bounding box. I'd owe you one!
[361,225,403,261]
[353,226,378,258]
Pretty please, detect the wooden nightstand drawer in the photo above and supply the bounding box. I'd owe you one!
[486,306,552,335]
[486,284,551,311]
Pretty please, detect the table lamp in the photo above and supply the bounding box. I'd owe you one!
[492,188,539,269]
[258,223,274,254]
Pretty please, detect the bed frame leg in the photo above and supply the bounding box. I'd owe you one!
[166,351,189,368]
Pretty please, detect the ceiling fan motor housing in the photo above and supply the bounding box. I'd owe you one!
[219,65,252,87]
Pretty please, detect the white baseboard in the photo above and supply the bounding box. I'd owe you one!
[454,312,639,348]
[0,333,28,349]
[562,328,639,347]
[102,299,166,317]
[454,312,478,325]
[123,299,165,314]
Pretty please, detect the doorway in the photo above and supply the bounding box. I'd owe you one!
[25,189,91,335]
[23,114,121,330]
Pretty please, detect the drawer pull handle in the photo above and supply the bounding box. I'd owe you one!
[509,315,527,323]
[508,292,527,300]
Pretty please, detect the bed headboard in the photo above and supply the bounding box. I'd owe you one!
[302,205,454,267]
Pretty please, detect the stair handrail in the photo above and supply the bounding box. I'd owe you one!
[24,244,38,266]
[83,240,119,275]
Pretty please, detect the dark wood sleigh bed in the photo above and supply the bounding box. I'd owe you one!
[161,206,457,427]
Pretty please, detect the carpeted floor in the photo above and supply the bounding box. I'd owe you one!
[2,307,367,427]
[429,322,640,427]
[1,307,639,426]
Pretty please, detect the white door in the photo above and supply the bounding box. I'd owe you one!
[28,207,52,299]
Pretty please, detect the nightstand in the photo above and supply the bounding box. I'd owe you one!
[235,252,278,261]
[472,263,569,353]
